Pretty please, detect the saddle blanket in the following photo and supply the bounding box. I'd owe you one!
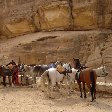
[56,65,65,73]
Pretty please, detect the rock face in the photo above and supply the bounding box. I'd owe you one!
[4,31,111,82]
[0,0,112,82]
[0,0,112,37]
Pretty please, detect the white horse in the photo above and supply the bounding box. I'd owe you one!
[38,63,77,97]
[93,66,108,77]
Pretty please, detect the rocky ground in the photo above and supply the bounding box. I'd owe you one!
[0,86,112,112]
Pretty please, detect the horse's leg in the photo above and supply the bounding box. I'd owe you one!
[90,86,94,101]
[41,77,46,92]
[77,81,83,98]
[94,88,96,99]
[94,84,96,99]
[45,75,53,98]
[33,73,36,84]
[86,83,94,101]
[83,82,86,98]
[41,71,48,91]
[38,71,40,77]
[42,75,51,97]
[55,82,60,91]
[3,76,6,87]
[8,76,12,86]
[12,74,15,85]
[40,70,52,98]
[21,72,24,85]
[90,71,95,102]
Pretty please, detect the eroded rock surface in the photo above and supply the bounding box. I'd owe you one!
[0,31,111,82]
[0,0,112,37]
[0,0,112,82]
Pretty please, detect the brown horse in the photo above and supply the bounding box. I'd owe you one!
[0,65,12,86]
[76,66,108,102]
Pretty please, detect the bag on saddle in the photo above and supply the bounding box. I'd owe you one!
[3,69,12,76]
[56,65,65,73]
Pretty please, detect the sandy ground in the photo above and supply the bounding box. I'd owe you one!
[0,86,112,112]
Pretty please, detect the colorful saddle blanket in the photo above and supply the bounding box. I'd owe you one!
[56,65,65,74]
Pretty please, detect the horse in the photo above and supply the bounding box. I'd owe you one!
[75,66,108,102]
[38,63,75,98]
[19,64,48,85]
[33,62,58,78]
[0,65,12,86]
[33,64,49,77]
[19,64,34,85]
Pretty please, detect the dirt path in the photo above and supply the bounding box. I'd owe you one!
[0,87,112,112]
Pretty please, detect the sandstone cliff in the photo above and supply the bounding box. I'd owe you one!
[0,0,112,82]
[0,31,110,82]
[0,0,112,37]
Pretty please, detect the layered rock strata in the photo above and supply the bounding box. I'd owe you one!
[0,0,111,37]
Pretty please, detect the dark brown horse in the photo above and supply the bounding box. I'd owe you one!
[76,68,97,101]
[76,67,108,102]
[0,65,12,86]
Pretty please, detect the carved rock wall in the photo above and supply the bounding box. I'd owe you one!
[0,0,112,82]
[6,31,111,82]
[0,0,112,37]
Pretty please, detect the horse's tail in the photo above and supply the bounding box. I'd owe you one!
[39,70,49,90]
[90,70,96,95]
[41,70,49,79]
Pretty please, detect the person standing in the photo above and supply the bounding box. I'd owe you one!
[12,65,19,86]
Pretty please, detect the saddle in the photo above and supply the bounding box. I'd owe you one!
[56,65,65,74]
[75,71,81,80]
[3,68,12,76]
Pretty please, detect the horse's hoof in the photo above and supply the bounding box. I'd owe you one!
[49,96,55,99]
[91,98,94,102]
[80,96,83,98]
[91,100,95,102]
[84,96,87,98]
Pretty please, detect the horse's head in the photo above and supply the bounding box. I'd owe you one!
[48,63,56,68]
[63,63,72,73]
[96,66,108,77]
